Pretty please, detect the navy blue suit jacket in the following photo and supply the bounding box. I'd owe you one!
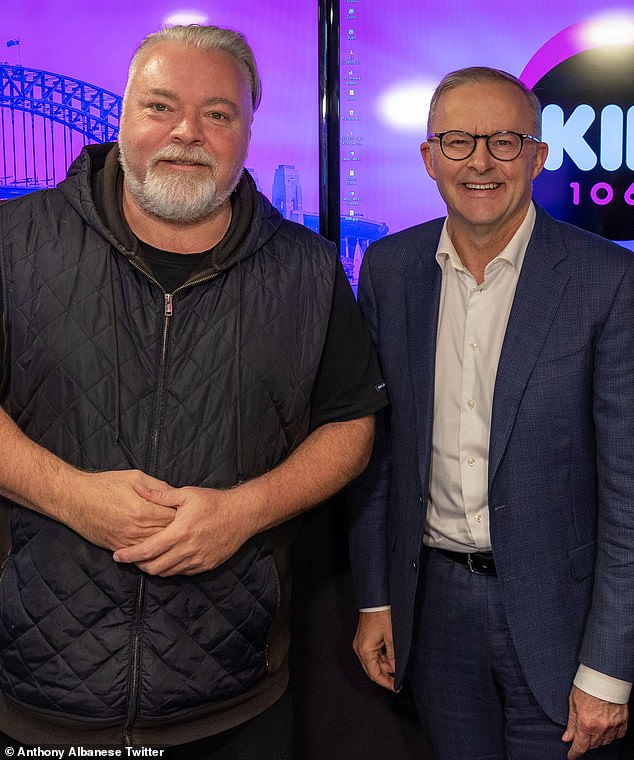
[348,205,634,724]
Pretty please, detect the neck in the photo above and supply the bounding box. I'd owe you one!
[447,214,526,285]
[122,185,232,253]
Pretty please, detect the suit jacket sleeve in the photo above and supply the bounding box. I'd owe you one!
[346,248,392,609]
[578,253,634,681]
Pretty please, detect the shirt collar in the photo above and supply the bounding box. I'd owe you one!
[435,202,536,274]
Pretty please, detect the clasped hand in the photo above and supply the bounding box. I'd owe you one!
[112,481,250,576]
[68,470,250,577]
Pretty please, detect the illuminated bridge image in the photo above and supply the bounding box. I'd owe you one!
[0,64,121,199]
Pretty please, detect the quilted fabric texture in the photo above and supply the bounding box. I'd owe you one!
[0,146,337,724]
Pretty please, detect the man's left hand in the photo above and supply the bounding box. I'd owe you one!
[562,685,628,759]
[112,484,250,575]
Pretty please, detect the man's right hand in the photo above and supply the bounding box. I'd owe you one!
[0,408,175,551]
[353,608,398,692]
[59,469,176,551]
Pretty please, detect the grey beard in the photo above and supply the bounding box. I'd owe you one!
[119,144,241,224]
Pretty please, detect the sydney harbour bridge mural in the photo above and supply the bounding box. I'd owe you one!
[0,64,121,198]
[0,63,387,283]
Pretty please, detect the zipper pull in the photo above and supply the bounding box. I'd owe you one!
[164,293,173,317]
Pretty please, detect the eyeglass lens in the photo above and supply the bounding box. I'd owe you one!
[440,131,523,160]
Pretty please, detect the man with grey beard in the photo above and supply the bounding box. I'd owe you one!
[0,25,386,758]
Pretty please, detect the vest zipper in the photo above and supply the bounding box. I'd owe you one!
[120,262,221,743]
[122,574,146,745]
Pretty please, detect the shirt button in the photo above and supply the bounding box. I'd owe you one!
[474,513,482,523]
[467,457,476,467]
[470,340,479,351]
[467,399,476,409]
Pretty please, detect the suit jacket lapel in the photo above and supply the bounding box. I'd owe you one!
[488,207,570,487]
[405,221,443,486]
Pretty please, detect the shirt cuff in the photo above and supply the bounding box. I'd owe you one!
[359,605,391,613]
[574,665,632,704]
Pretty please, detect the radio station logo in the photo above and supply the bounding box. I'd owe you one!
[522,15,634,243]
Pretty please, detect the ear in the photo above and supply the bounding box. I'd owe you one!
[420,141,437,180]
[531,141,549,181]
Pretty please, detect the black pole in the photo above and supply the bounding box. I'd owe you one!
[318,0,340,248]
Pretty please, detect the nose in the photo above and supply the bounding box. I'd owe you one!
[171,111,204,145]
[466,137,495,173]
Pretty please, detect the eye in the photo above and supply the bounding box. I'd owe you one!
[445,134,469,147]
[208,111,228,121]
[150,103,169,113]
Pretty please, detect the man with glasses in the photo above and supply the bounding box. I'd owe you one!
[348,67,634,758]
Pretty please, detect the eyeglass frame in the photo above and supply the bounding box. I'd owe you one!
[426,130,542,161]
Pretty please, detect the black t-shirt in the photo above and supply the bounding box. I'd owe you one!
[139,240,387,430]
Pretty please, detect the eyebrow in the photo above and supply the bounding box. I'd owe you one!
[143,88,240,114]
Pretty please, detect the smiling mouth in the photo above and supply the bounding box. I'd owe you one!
[464,183,501,190]
[163,160,208,167]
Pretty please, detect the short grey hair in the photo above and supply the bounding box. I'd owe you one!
[125,24,262,111]
[427,66,542,137]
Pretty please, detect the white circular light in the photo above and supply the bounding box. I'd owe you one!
[581,11,634,47]
[377,81,436,134]
[164,10,209,26]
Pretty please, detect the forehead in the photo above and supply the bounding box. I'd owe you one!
[128,42,251,107]
[431,81,534,131]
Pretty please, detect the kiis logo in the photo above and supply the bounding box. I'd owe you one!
[522,14,634,244]
[543,105,634,172]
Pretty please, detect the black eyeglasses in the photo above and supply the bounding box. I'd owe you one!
[427,130,541,161]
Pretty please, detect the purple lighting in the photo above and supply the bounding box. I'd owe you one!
[521,11,634,89]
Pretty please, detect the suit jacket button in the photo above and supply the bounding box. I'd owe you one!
[411,560,418,571]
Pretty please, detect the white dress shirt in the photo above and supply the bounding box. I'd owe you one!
[425,205,534,552]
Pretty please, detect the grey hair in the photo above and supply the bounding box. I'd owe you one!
[125,24,262,111]
[427,66,542,137]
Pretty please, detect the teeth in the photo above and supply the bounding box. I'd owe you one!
[465,183,500,190]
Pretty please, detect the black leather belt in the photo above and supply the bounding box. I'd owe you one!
[435,548,497,576]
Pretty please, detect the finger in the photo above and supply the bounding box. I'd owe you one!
[366,659,396,690]
[139,503,178,526]
[562,697,577,744]
[136,556,192,577]
[113,529,176,564]
[604,722,627,745]
[354,649,376,678]
[601,729,618,746]
[135,483,181,508]
[359,652,396,691]
[137,473,169,489]
[384,642,396,672]
[567,730,592,760]
[357,651,381,681]
[378,651,395,676]
[373,671,397,691]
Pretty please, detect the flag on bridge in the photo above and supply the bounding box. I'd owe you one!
[6,39,20,47]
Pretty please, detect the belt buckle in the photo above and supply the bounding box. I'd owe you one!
[466,552,495,576]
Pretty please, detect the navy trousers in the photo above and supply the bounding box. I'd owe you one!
[409,548,621,760]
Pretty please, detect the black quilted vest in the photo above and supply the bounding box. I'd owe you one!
[0,146,336,728]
